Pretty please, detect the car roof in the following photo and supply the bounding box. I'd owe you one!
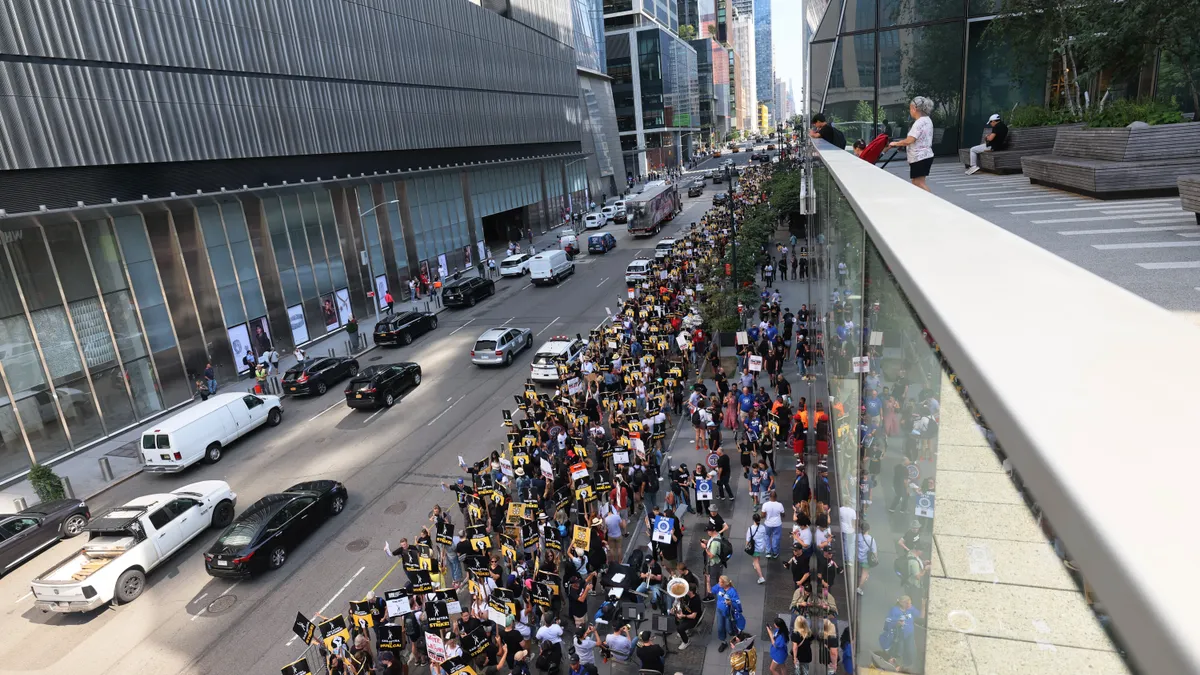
[142,394,251,434]
[536,337,579,353]
[656,239,676,245]
[501,254,529,262]
[588,231,611,238]
[585,213,600,219]
[476,328,518,340]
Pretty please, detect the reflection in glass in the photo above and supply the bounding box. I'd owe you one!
[825,33,877,146]
[28,306,104,447]
[878,24,965,157]
[964,20,1047,145]
[879,0,963,27]
[0,365,30,478]
[0,310,69,462]
[124,357,163,420]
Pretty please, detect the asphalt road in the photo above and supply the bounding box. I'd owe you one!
[0,146,770,675]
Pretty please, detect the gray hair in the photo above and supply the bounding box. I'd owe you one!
[910,97,934,116]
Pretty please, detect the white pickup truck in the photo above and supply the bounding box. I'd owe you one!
[30,480,236,613]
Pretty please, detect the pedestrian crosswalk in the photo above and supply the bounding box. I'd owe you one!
[922,165,1199,303]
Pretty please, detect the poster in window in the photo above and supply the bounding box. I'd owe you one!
[477,241,487,267]
[227,323,252,374]
[437,254,448,280]
[462,245,472,269]
[287,304,309,345]
[335,288,352,325]
[374,275,389,310]
[250,315,273,356]
[321,293,339,332]
[419,259,431,283]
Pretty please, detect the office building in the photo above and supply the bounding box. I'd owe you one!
[733,9,758,131]
[808,0,1164,154]
[754,0,775,122]
[0,0,593,482]
[606,1,701,176]
[570,0,625,199]
[758,103,771,132]
[693,38,732,148]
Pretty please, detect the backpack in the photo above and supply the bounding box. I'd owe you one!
[717,536,733,565]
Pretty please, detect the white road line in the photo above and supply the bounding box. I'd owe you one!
[192,582,240,621]
[596,277,609,288]
[288,567,367,646]
[1011,201,1180,214]
[536,317,560,336]
[195,592,209,603]
[1138,261,1200,270]
[364,408,385,423]
[963,189,1051,197]
[520,282,532,290]
[938,178,1030,187]
[1136,216,1198,225]
[1058,225,1196,236]
[1034,213,1188,224]
[427,395,466,426]
[1092,241,1200,250]
[14,592,31,603]
[978,195,1080,202]
[447,318,476,336]
[501,317,514,326]
[1178,232,1200,238]
[308,400,343,422]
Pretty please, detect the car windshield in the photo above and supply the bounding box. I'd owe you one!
[475,340,497,351]
[532,352,559,366]
[216,521,259,548]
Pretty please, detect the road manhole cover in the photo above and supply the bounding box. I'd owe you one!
[369,356,384,362]
[346,537,370,552]
[207,595,236,614]
[385,502,407,515]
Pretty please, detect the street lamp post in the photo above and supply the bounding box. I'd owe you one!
[356,199,399,322]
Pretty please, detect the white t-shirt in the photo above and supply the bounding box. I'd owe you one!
[761,500,786,527]
[907,116,935,163]
[536,623,564,644]
[839,505,857,535]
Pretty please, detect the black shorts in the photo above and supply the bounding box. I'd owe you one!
[910,157,934,179]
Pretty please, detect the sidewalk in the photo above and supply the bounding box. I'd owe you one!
[0,298,449,514]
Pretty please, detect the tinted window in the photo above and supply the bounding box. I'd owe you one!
[216,521,258,547]
[282,496,316,520]
[168,498,199,517]
[243,395,263,410]
[264,509,289,531]
[148,506,177,530]
[0,517,39,536]
[156,434,170,449]
[475,340,497,351]
[142,435,156,450]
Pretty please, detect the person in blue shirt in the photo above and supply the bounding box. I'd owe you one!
[737,386,755,421]
[711,576,745,652]
[747,325,760,343]
[863,389,883,425]
[835,323,847,342]
[767,617,790,674]
[881,595,920,670]
[765,322,779,343]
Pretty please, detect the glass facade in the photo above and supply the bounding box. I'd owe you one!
[0,157,567,483]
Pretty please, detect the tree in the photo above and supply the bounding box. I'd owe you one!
[677,24,697,42]
[984,0,1093,116]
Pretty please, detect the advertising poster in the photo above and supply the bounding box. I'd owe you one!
[437,254,448,279]
[335,288,352,325]
[374,275,389,310]
[462,245,473,269]
[250,315,273,355]
[477,241,487,266]
[287,304,309,346]
[321,293,339,332]
[227,323,252,373]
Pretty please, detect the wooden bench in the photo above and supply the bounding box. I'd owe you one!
[1021,123,1200,198]
[957,124,1082,174]
[1180,176,1200,225]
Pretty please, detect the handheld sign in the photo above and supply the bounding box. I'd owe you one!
[652,516,674,544]
[349,600,374,630]
[318,615,351,653]
[384,589,412,616]
[706,452,720,469]
[425,632,447,663]
[281,659,312,675]
[425,600,451,630]
[464,626,490,658]
[695,479,714,501]
[436,522,455,546]
[571,524,591,551]
[748,355,763,372]
[376,624,406,651]
[291,612,317,643]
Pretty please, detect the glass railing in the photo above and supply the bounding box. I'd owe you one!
[805,138,1200,675]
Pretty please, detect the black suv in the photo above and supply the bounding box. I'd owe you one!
[442,277,496,308]
[687,181,704,197]
[373,311,438,346]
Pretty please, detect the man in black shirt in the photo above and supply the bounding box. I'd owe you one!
[635,630,667,671]
[673,586,704,649]
[808,113,847,149]
[715,447,733,501]
[816,546,841,590]
[966,113,1010,175]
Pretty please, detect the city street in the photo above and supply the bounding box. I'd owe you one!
[0,149,762,675]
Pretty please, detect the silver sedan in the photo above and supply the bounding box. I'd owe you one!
[470,327,534,366]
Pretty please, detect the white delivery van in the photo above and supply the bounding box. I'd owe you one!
[140,393,283,472]
[625,258,653,285]
[528,250,576,286]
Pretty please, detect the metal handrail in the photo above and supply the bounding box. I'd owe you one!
[812,139,1200,675]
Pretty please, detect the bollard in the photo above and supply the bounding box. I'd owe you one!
[14,497,27,511]
[62,476,75,499]
[99,456,114,482]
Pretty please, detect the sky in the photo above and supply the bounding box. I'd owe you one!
[771,0,805,110]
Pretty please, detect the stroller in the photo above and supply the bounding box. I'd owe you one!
[858,133,903,168]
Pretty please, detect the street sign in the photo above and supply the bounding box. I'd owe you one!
[706,452,720,469]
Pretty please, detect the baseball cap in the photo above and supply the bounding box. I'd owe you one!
[457,478,465,485]
[379,651,396,663]
[988,113,1001,122]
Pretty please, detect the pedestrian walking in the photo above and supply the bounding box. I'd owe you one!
[254,362,267,394]
[346,316,359,351]
[745,513,768,584]
[761,490,786,558]
[767,617,790,675]
[384,290,394,313]
[711,575,745,652]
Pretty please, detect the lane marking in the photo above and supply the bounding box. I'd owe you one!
[1138,261,1200,269]
[978,195,1080,202]
[1058,225,1195,236]
[447,318,476,336]
[287,566,367,645]
[370,559,404,593]
[596,277,609,288]
[308,400,343,422]
[427,394,466,426]
[1092,241,1200,250]
[1136,216,1198,225]
[535,317,561,336]
[501,317,514,326]
[1009,199,1179,214]
[1034,213,1189,224]
[14,592,31,603]
[195,592,208,603]
[192,582,239,621]
[521,283,532,290]
[364,408,385,423]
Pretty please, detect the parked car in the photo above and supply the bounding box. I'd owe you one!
[204,480,347,578]
[529,250,576,286]
[282,356,360,396]
[442,277,495,308]
[374,311,438,346]
[0,499,90,576]
[471,327,534,367]
[499,253,532,277]
[31,480,237,612]
[687,181,704,197]
[612,201,627,224]
[559,232,579,257]
[344,363,422,409]
[141,393,283,471]
[713,192,729,205]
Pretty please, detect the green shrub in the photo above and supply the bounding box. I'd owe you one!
[1007,104,1081,128]
[1084,97,1187,128]
[28,463,65,503]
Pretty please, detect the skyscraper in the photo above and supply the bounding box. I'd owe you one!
[754,0,773,122]
[733,9,757,131]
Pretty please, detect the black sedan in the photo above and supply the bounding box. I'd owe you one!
[374,311,437,346]
[344,362,422,409]
[0,499,89,576]
[442,277,496,308]
[204,480,348,578]
[713,192,729,205]
[281,356,359,396]
[687,181,704,197]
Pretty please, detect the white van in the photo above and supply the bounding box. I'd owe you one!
[625,258,653,284]
[528,250,576,286]
[140,393,283,472]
